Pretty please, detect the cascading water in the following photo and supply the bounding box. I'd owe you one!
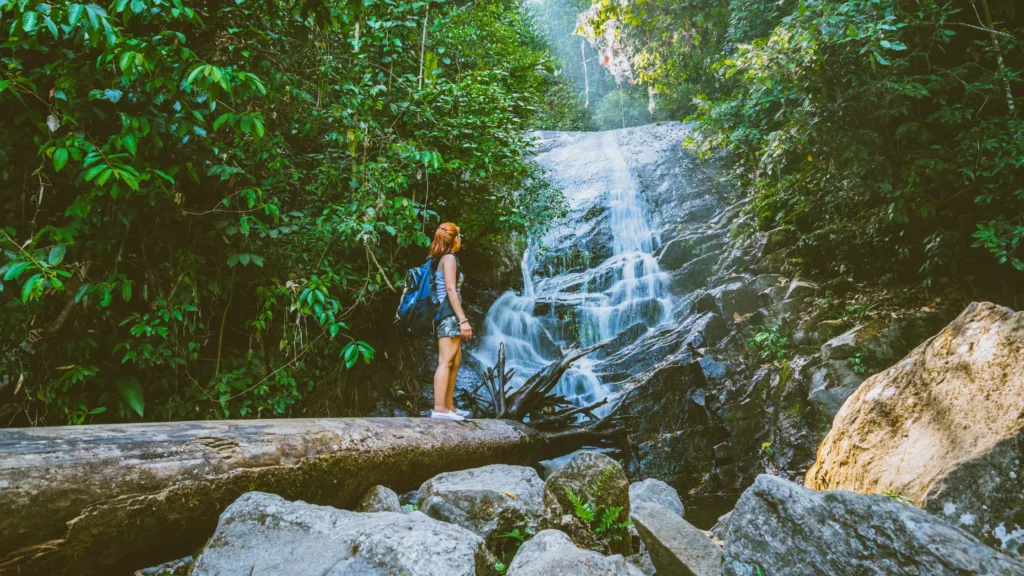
[474,130,673,413]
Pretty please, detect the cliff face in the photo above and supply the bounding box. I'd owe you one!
[466,123,951,500]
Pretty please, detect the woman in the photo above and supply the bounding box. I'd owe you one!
[429,222,473,421]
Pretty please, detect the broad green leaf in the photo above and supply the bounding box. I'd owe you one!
[227,253,239,267]
[53,148,69,172]
[123,134,137,155]
[75,284,90,303]
[116,377,145,417]
[119,51,133,72]
[48,244,66,265]
[22,11,38,32]
[85,165,107,181]
[68,4,84,26]
[4,261,30,281]
[238,253,251,266]
[250,254,264,267]
[44,16,58,38]
[22,273,42,303]
[122,281,131,302]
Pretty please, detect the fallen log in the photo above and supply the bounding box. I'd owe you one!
[0,417,541,576]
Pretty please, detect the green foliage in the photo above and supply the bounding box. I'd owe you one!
[115,376,144,417]
[746,318,790,363]
[493,521,535,573]
[588,0,1024,289]
[496,526,535,547]
[848,351,870,375]
[0,0,574,424]
[591,86,662,130]
[563,467,633,553]
[882,488,916,506]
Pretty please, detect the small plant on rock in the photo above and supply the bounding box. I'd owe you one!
[882,488,916,506]
[563,468,633,553]
[747,318,790,364]
[493,521,535,574]
[848,352,870,375]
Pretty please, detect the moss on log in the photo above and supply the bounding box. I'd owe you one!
[0,417,541,576]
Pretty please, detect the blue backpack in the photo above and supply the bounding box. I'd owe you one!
[394,258,439,335]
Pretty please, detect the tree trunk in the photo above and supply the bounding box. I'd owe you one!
[0,418,541,576]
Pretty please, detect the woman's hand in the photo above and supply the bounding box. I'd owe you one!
[460,320,473,341]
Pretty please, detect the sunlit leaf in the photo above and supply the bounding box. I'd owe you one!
[116,377,145,417]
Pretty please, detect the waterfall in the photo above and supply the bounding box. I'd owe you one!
[474,129,673,413]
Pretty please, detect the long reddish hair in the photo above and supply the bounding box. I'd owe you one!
[428,222,460,258]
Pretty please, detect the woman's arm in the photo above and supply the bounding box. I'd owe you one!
[441,254,472,340]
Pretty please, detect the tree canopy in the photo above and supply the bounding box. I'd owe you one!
[588,0,1023,288]
[0,0,584,425]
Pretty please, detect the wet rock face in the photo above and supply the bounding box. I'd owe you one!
[718,475,1024,576]
[711,281,760,320]
[623,359,723,491]
[806,302,1024,557]
[192,492,488,576]
[417,464,544,545]
[629,479,684,518]
[506,530,645,576]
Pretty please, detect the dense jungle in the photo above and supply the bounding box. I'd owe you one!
[1,0,1023,575]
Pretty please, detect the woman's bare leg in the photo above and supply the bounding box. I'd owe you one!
[434,337,461,412]
[446,345,461,411]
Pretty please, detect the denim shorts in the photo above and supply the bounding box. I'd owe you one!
[436,316,462,339]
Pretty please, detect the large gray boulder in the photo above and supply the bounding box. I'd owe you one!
[629,478,685,518]
[355,485,402,513]
[632,502,722,576]
[543,451,630,521]
[192,492,487,576]
[718,474,1024,576]
[418,464,544,544]
[543,451,632,554]
[807,302,1024,557]
[507,530,644,576]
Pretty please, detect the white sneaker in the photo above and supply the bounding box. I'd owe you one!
[430,410,465,422]
[454,408,471,419]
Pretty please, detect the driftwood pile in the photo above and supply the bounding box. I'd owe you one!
[471,341,629,458]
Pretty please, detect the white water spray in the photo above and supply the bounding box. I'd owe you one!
[474,130,672,414]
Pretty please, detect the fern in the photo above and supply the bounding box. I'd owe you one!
[565,487,595,523]
[590,467,614,502]
[596,506,622,533]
